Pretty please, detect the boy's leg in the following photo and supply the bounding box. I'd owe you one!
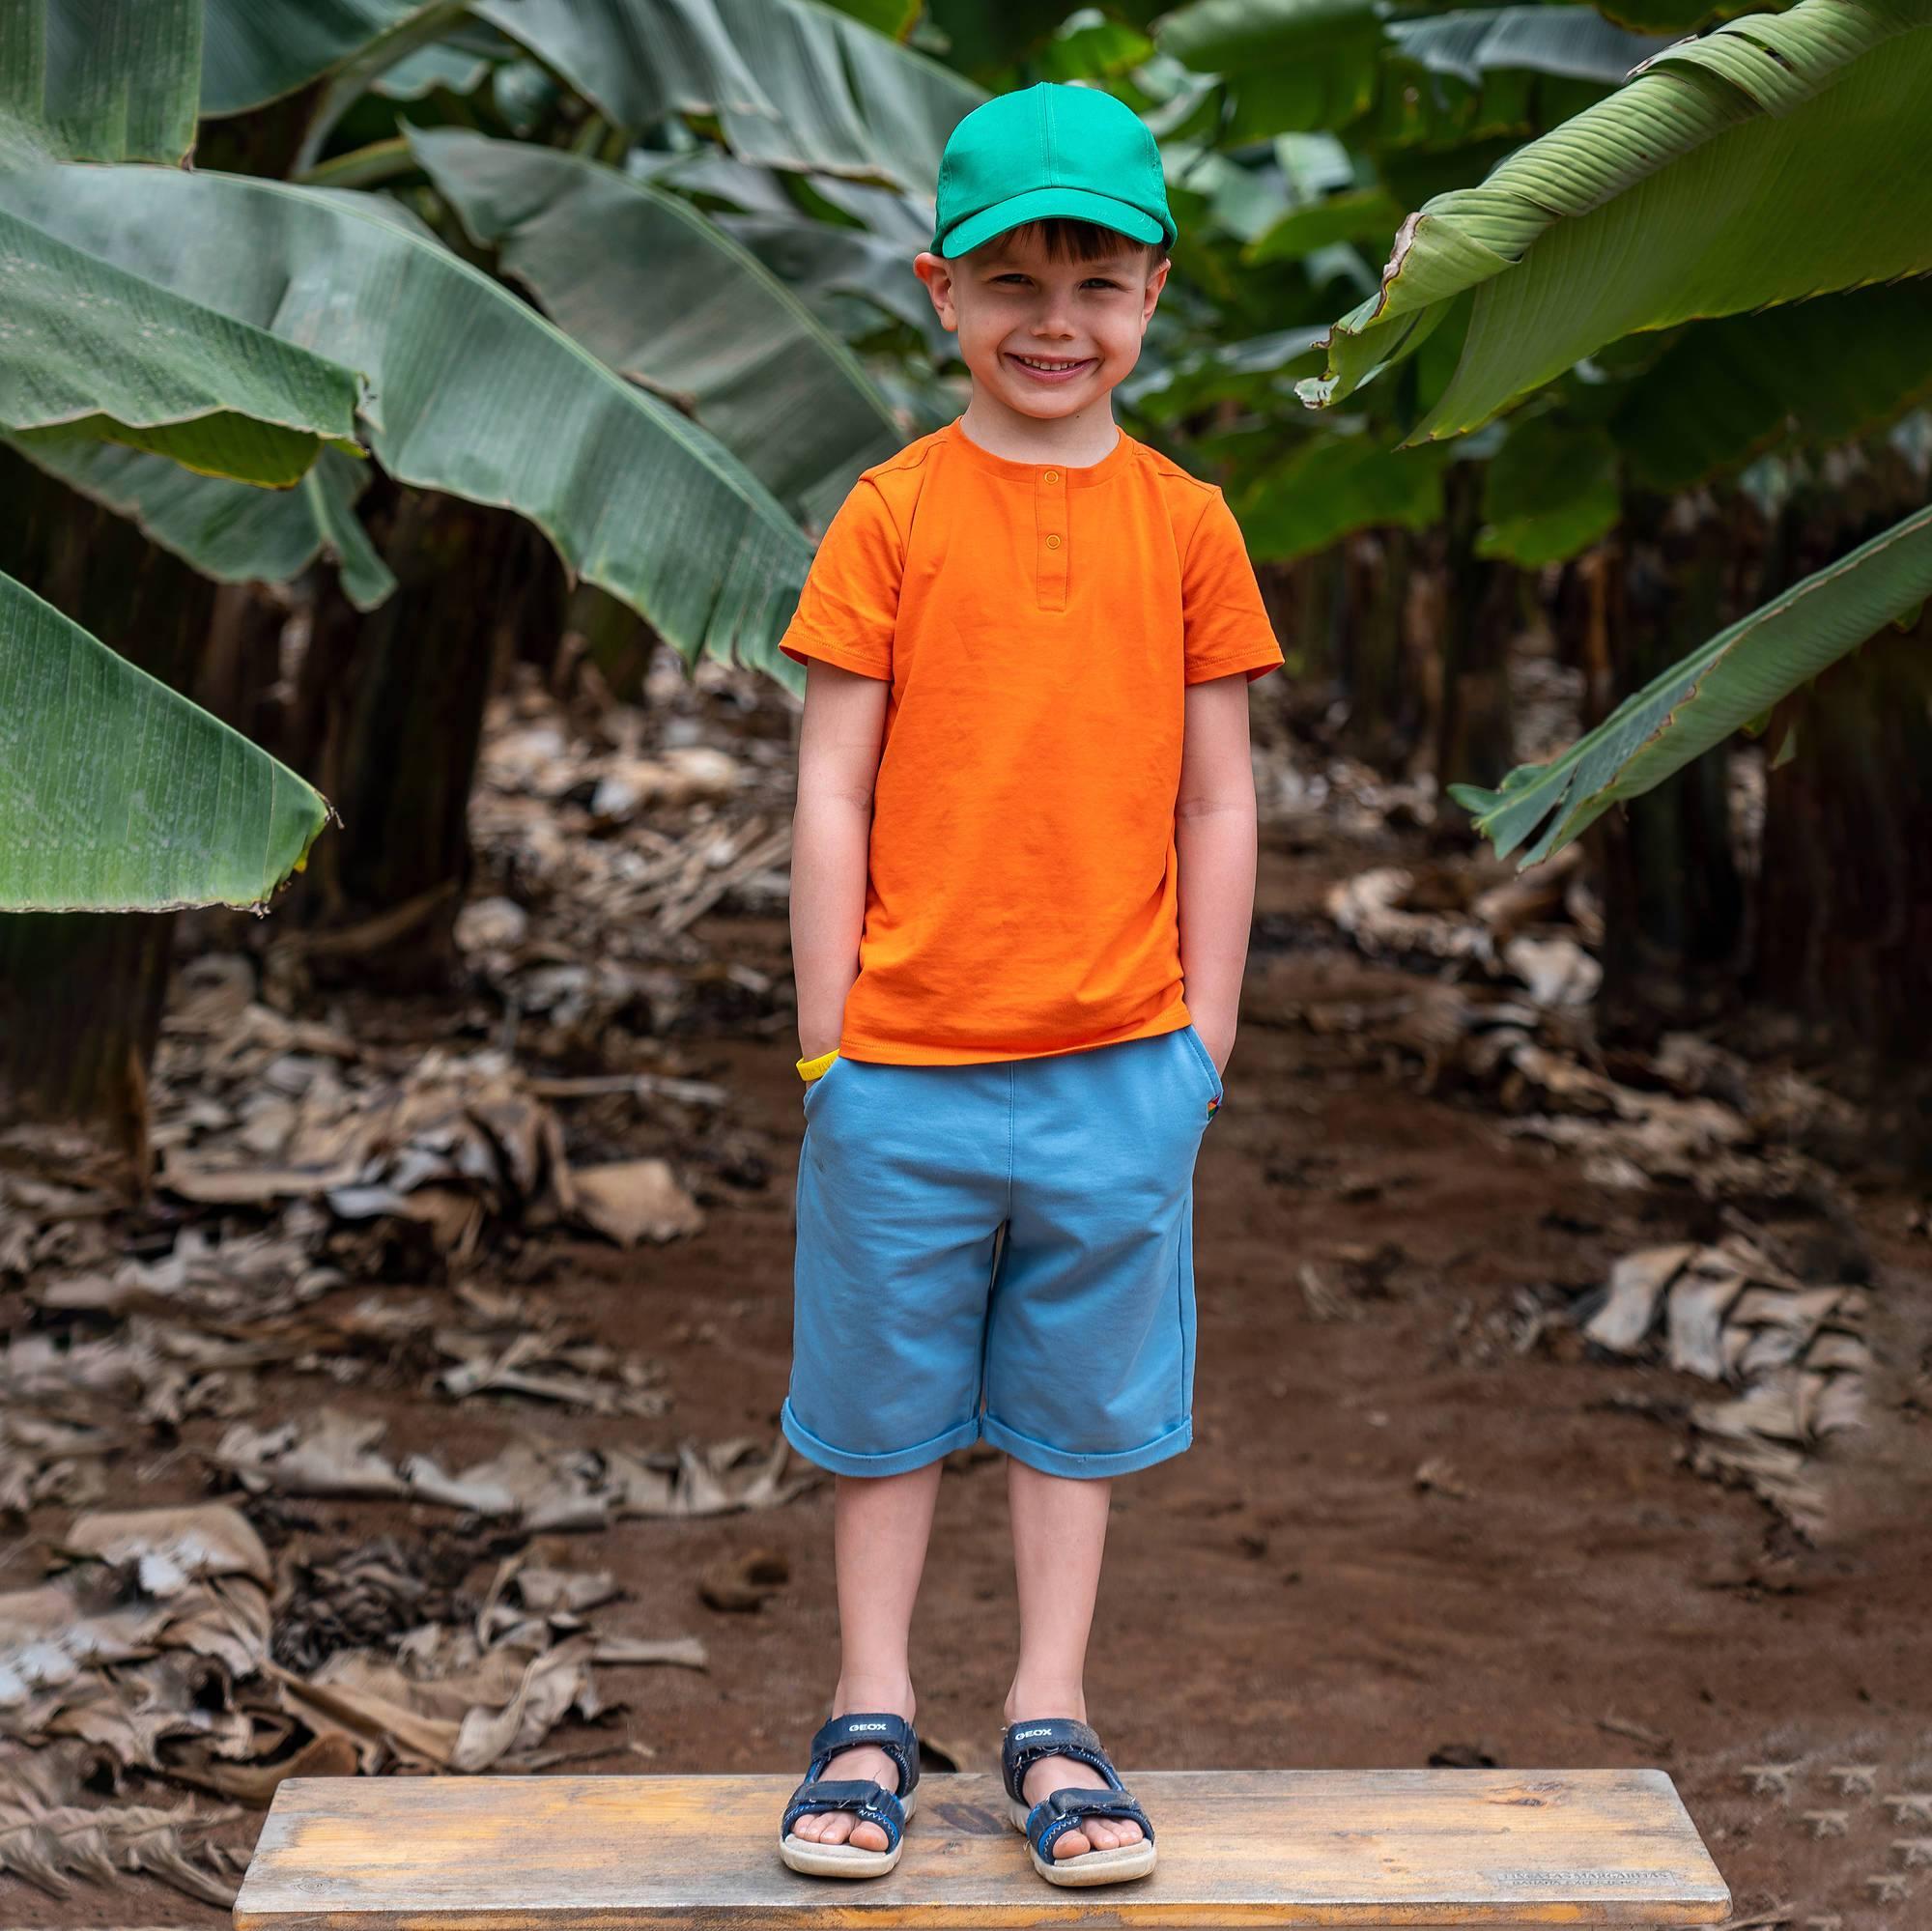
[791,1461,944,1850]
[1002,1460,1144,1860]
[784,1055,1008,1847]
[983,1028,1220,1860]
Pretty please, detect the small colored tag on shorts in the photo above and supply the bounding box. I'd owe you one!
[1207,1094,1220,1117]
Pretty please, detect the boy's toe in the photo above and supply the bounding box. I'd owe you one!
[1052,1815,1143,1857]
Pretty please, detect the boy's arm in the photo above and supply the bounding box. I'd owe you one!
[1178,486,1281,1075]
[792,661,887,1060]
[781,478,901,1060]
[1177,674,1259,1076]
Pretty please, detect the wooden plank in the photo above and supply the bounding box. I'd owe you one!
[233,1769,1731,1929]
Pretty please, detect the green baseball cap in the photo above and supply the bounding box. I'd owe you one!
[931,82,1177,260]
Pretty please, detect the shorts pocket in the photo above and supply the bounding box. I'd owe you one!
[799,1048,844,1114]
[1179,1023,1225,1116]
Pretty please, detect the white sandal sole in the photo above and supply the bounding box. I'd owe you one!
[781,1787,917,1878]
[1006,1794,1157,1886]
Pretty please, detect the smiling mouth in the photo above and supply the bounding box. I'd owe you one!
[1007,353,1094,376]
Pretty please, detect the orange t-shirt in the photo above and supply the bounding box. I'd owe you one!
[781,416,1283,1065]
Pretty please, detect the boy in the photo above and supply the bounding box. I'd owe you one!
[775,82,1282,1888]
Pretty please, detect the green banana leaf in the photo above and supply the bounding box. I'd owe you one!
[472,0,983,193]
[0,205,364,487]
[1387,7,1667,87]
[1594,0,1774,29]
[0,568,328,912]
[1154,1,1663,143]
[1478,413,1618,567]
[9,439,397,610]
[0,0,200,162]
[0,162,813,683]
[410,128,903,519]
[1300,0,1932,439]
[1238,428,1454,563]
[373,34,505,101]
[1155,0,1384,140]
[1449,502,1932,867]
[199,0,428,115]
[1611,281,1932,494]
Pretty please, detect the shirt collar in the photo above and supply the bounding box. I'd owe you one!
[942,416,1135,489]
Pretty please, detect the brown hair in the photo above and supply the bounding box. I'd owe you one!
[997,216,1169,269]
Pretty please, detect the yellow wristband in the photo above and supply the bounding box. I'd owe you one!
[797,1048,840,1083]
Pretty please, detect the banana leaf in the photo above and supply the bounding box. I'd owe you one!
[472,0,983,192]
[1449,502,1932,866]
[410,128,903,519]
[1300,0,1932,439]
[9,439,397,610]
[0,568,328,912]
[1155,0,1663,143]
[0,0,200,162]
[1611,281,1932,493]
[199,0,433,115]
[1387,7,1668,87]
[1156,0,1380,73]
[0,205,364,487]
[1478,413,1618,566]
[0,162,813,683]
[1155,0,1384,139]
[1239,427,1454,562]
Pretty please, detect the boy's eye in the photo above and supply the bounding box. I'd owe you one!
[991,273,1123,289]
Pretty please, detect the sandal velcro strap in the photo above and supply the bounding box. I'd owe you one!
[1028,1786,1155,1859]
[781,1777,906,1852]
[808,1711,920,1797]
[1001,1718,1112,1804]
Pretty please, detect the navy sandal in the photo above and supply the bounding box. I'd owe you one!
[1000,1717,1156,1887]
[779,1711,921,1878]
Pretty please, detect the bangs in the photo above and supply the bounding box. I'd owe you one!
[1000,217,1166,265]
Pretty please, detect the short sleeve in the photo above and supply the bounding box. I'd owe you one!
[1182,488,1284,685]
[778,477,900,681]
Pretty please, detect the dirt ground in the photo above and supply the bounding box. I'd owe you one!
[8,821,1931,1931]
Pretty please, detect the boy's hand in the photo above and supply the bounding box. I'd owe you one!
[1190,1010,1235,1076]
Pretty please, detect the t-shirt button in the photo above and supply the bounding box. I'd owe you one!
[1044,532,1062,550]
[1042,469,1060,484]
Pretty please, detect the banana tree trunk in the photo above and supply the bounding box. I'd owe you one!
[1282,536,1426,768]
[1753,610,1932,1065]
[1435,464,1517,800]
[295,488,564,987]
[1345,528,1422,770]
[1591,497,1746,1041]
[1748,443,1932,1110]
[0,450,216,1153]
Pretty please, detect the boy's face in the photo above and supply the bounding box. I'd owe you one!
[915,225,1169,420]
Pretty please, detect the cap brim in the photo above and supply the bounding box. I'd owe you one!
[936,185,1168,259]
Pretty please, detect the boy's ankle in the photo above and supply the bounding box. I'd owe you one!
[1003,1684,1088,1727]
[833,1674,916,1722]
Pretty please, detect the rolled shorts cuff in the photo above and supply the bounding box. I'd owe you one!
[781,1396,982,1478]
[980,1409,1192,1480]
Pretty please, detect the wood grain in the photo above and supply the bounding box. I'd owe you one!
[233,1769,1731,1929]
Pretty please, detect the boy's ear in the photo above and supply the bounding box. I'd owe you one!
[913,250,960,332]
[1141,255,1170,327]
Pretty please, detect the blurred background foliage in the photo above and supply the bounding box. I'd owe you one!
[1,0,1929,1138]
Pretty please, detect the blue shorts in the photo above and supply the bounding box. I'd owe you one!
[782,1022,1224,1481]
